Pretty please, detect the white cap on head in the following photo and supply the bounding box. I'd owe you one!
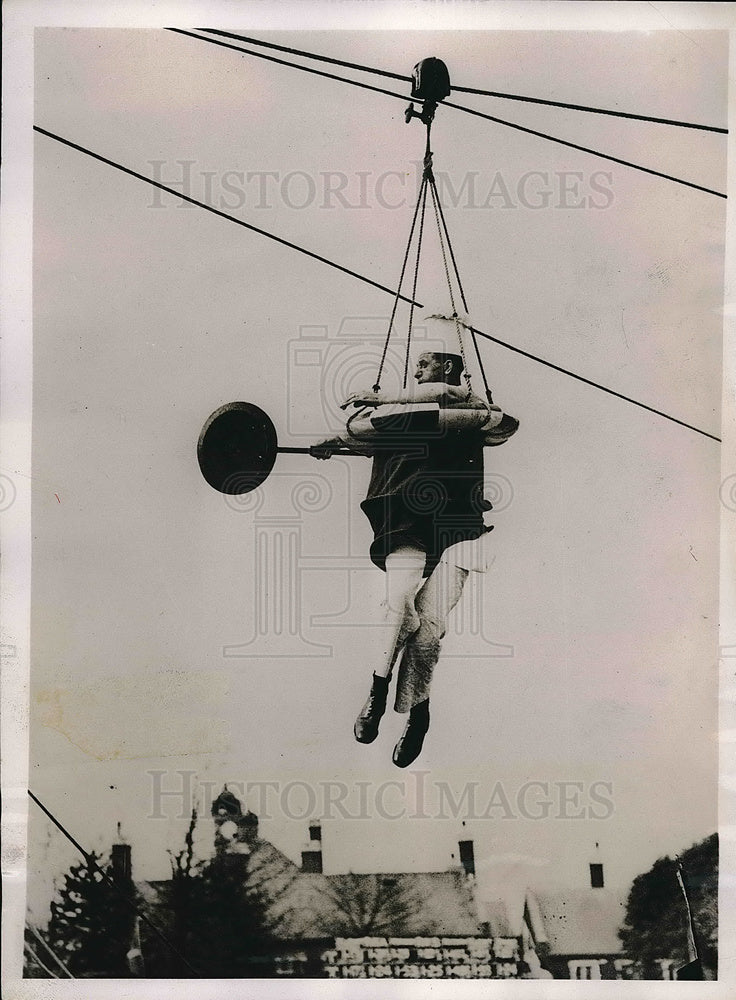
[416,311,470,357]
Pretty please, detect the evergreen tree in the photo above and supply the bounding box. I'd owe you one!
[140,807,279,978]
[182,852,276,977]
[24,926,61,978]
[45,851,138,977]
[619,833,717,979]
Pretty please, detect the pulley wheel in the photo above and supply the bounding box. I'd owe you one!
[197,401,278,495]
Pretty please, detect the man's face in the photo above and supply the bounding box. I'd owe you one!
[414,352,447,384]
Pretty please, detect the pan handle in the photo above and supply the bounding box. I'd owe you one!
[278,445,359,456]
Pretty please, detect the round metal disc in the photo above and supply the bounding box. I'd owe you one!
[197,401,278,495]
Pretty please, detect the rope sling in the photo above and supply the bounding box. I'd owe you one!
[372,61,494,405]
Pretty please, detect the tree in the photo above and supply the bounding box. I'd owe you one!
[140,807,202,977]
[140,807,281,977]
[24,926,65,979]
[44,851,138,977]
[318,872,424,937]
[618,833,717,979]
[182,852,277,977]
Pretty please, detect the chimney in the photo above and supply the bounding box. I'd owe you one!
[301,821,323,873]
[458,839,475,877]
[111,822,132,884]
[589,863,604,888]
[589,841,604,887]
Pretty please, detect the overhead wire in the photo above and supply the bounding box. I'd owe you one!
[165,29,420,109]
[197,27,410,84]
[34,126,720,442]
[450,85,727,134]
[442,99,726,199]
[28,924,75,978]
[33,126,417,306]
[28,789,200,977]
[167,28,726,199]
[418,151,721,440]
[24,943,60,979]
[196,27,727,134]
[470,325,719,442]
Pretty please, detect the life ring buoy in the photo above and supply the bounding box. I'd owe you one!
[346,401,500,441]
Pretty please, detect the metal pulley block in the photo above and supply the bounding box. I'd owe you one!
[411,58,451,102]
[405,57,451,126]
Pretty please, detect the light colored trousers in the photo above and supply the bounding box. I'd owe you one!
[382,535,495,712]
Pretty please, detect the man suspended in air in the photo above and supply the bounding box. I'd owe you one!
[314,317,518,766]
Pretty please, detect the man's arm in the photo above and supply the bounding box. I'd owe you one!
[446,390,492,411]
[310,435,376,459]
[342,383,472,409]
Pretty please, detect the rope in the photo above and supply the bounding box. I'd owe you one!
[169,29,726,199]
[194,28,726,133]
[454,313,471,393]
[469,327,493,402]
[34,127,720,442]
[429,174,469,313]
[378,120,473,393]
[404,176,429,388]
[429,173,488,396]
[427,181,472,392]
[425,174,493,400]
[429,174,457,316]
[429,169,489,397]
[374,173,428,390]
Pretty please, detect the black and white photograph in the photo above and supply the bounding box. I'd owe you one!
[2,1,735,995]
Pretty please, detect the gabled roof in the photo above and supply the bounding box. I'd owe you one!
[318,870,479,938]
[532,889,626,956]
[479,887,627,957]
[477,897,515,937]
[251,842,480,940]
[139,837,481,942]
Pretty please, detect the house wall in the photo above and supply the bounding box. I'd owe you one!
[545,953,634,980]
[283,936,523,979]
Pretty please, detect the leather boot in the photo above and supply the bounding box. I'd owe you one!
[392,699,430,767]
[354,673,390,744]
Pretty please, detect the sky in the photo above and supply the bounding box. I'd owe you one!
[13,10,729,935]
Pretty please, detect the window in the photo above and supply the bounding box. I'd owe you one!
[657,959,676,981]
[614,958,634,980]
[569,960,601,980]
